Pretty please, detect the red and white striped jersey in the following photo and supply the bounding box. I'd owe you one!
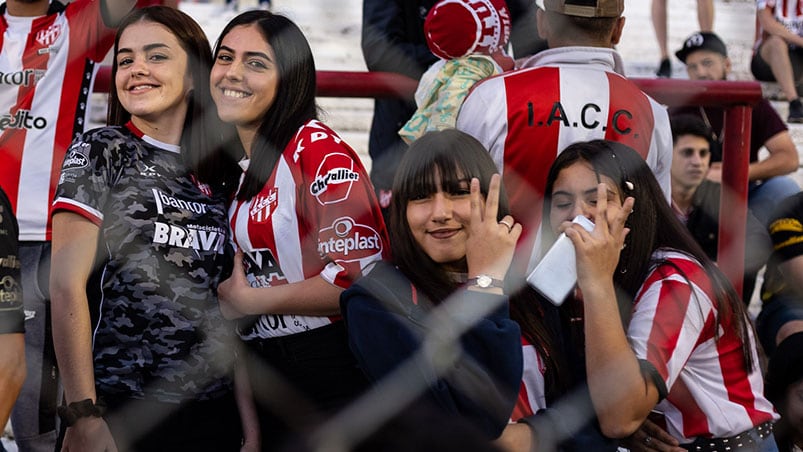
[229,120,389,339]
[456,48,672,264]
[629,249,777,442]
[757,0,803,38]
[0,0,114,241]
[510,336,547,420]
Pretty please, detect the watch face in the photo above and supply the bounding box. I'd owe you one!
[477,275,493,288]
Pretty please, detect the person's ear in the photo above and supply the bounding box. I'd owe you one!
[536,8,549,41]
[610,16,626,46]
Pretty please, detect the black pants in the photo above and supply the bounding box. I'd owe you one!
[243,322,370,451]
[100,392,240,452]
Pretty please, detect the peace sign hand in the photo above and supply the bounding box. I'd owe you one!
[465,174,521,284]
[564,183,634,291]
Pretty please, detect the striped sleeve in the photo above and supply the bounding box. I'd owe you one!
[627,258,716,392]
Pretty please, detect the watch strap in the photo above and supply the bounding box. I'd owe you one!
[467,275,504,289]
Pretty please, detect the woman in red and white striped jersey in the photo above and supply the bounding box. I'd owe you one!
[210,11,389,450]
[537,139,777,451]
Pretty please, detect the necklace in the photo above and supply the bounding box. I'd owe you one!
[698,106,724,144]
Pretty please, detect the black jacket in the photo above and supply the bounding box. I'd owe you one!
[341,262,523,439]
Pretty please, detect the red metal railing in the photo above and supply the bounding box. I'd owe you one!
[94,68,759,295]
[634,78,760,297]
[94,67,419,99]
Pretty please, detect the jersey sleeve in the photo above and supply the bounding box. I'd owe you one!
[0,189,24,334]
[65,0,117,63]
[52,128,123,225]
[296,121,389,288]
[626,262,715,392]
[456,78,508,172]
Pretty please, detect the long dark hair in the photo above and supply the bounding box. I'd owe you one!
[107,6,239,194]
[390,129,507,302]
[542,140,755,371]
[212,11,319,201]
[391,129,564,396]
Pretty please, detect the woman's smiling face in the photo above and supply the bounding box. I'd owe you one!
[210,24,278,130]
[406,169,474,272]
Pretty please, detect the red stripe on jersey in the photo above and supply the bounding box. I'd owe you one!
[51,200,102,226]
[716,327,761,423]
[512,336,537,419]
[0,13,56,214]
[501,67,561,238]
[604,72,655,159]
[641,259,717,383]
[644,277,691,381]
[511,380,534,420]
[667,377,712,438]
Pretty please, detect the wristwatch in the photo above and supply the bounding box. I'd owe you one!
[467,274,504,289]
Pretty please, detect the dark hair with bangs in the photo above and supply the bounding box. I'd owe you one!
[391,129,567,396]
[542,139,755,371]
[212,11,319,201]
[670,113,714,145]
[389,129,508,302]
[108,6,240,194]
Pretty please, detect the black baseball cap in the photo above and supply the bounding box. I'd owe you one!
[675,32,728,63]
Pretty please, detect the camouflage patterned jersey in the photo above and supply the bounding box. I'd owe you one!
[0,187,23,334]
[52,122,235,403]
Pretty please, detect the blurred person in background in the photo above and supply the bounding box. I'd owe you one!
[673,31,800,226]
[764,332,803,452]
[755,191,803,359]
[0,0,137,447]
[361,0,438,220]
[0,186,25,444]
[650,0,713,77]
[669,114,771,304]
[752,0,803,123]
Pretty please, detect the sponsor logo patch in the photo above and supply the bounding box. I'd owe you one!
[0,275,21,305]
[153,189,209,215]
[318,216,383,261]
[138,162,160,177]
[152,222,226,253]
[249,188,278,224]
[36,24,62,47]
[0,110,47,131]
[0,255,20,270]
[311,153,359,206]
[243,248,286,287]
[62,144,91,171]
[0,70,43,87]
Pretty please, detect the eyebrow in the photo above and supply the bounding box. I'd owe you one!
[552,187,615,197]
[218,45,272,62]
[117,43,171,54]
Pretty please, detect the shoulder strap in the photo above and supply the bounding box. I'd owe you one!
[353,262,435,329]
